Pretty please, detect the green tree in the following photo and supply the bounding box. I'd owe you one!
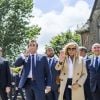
[0,0,41,60]
[48,31,81,55]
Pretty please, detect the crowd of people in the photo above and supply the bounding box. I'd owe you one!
[0,39,100,100]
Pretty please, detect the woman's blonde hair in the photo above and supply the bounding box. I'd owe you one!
[64,42,79,58]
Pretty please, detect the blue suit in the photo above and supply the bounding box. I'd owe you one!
[14,54,51,100]
[89,56,100,100]
[84,57,93,100]
[46,57,59,100]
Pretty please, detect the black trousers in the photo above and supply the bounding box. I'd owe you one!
[0,87,8,100]
[64,78,72,100]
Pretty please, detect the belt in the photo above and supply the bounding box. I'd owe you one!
[67,78,72,89]
[27,78,34,81]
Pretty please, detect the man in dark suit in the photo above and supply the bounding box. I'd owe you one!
[89,43,100,100]
[45,47,59,100]
[14,39,51,100]
[79,46,93,100]
[0,47,11,100]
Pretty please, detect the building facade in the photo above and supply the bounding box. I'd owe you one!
[77,0,100,51]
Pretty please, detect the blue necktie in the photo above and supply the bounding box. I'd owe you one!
[32,55,35,79]
[48,58,52,81]
[95,57,99,70]
[48,58,52,68]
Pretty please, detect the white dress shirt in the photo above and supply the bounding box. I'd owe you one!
[67,57,73,78]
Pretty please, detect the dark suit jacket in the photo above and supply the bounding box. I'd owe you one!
[84,57,91,88]
[0,57,11,88]
[89,56,100,92]
[48,57,59,91]
[14,54,51,90]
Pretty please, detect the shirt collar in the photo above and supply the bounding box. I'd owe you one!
[47,56,54,61]
[83,55,88,60]
[30,53,36,56]
[93,55,100,58]
[93,55,100,62]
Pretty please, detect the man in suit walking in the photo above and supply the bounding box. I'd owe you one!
[45,47,59,100]
[89,43,100,100]
[79,46,93,100]
[14,39,51,100]
[0,47,11,100]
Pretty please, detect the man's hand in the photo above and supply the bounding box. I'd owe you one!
[45,86,51,94]
[24,49,30,57]
[5,87,11,93]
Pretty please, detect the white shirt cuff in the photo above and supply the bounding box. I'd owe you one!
[20,53,25,60]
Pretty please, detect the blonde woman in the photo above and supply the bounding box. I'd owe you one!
[55,42,87,100]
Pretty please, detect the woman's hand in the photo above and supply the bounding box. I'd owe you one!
[72,83,80,90]
[59,50,66,62]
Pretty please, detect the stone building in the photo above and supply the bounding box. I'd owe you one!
[77,0,100,51]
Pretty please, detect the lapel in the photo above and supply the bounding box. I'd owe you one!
[91,56,95,68]
[73,57,78,70]
[89,56,96,70]
[50,58,56,69]
[63,57,68,73]
[73,57,78,74]
[35,54,38,68]
[25,56,31,75]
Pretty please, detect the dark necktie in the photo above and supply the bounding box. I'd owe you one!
[48,58,52,81]
[31,55,35,79]
[48,58,52,68]
[95,57,99,70]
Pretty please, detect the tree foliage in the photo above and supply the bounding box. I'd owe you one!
[48,31,81,55]
[0,0,41,60]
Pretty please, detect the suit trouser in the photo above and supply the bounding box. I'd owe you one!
[0,87,8,100]
[64,78,72,100]
[46,90,58,100]
[25,78,46,100]
[92,88,100,100]
[84,84,93,100]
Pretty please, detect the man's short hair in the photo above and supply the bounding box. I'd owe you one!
[28,39,38,48]
[79,46,87,53]
[45,46,54,53]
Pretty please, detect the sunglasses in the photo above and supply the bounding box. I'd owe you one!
[67,47,76,51]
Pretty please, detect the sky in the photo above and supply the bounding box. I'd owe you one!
[30,0,95,53]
